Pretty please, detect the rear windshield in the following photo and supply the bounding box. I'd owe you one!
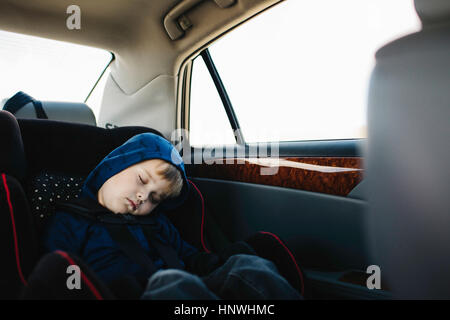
[0,30,112,104]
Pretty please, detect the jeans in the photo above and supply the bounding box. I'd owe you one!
[141,254,302,300]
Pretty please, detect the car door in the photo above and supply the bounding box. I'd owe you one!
[175,0,420,299]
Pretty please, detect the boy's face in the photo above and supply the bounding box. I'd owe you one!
[97,159,172,215]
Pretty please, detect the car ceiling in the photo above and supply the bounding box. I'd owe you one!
[0,0,280,95]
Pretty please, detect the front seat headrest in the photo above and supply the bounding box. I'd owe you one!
[0,111,27,181]
[367,4,450,298]
[3,91,96,126]
[415,0,450,26]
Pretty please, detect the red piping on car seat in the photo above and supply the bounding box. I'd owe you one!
[259,231,305,296]
[187,179,210,253]
[1,173,28,286]
[55,250,104,300]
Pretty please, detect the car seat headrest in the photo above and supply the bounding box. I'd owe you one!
[0,110,26,181]
[415,0,450,26]
[3,91,96,126]
[367,16,450,298]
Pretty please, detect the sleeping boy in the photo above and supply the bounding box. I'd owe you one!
[42,132,301,299]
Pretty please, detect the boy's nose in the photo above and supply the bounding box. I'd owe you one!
[137,192,147,203]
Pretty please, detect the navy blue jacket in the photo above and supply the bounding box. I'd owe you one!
[42,133,199,285]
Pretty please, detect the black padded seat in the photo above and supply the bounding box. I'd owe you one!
[28,171,85,234]
[17,118,163,178]
[0,111,38,298]
[0,111,27,181]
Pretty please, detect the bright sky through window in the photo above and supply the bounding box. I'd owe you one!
[190,0,421,144]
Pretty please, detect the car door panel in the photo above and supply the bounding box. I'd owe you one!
[184,139,387,299]
[188,177,368,269]
[188,177,385,299]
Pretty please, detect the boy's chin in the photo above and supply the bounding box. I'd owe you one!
[129,210,152,216]
[109,204,153,216]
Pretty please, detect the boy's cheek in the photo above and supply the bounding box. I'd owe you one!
[138,204,155,216]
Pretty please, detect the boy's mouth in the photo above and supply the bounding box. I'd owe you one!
[127,198,137,211]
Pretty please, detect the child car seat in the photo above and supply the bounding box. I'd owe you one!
[14,116,223,298]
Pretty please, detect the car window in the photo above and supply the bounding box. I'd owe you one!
[0,30,112,106]
[189,55,236,146]
[189,0,421,144]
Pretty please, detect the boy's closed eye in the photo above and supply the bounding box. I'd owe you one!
[138,174,165,204]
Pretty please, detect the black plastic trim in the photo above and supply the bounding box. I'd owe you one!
[200,49,244,144]
[188,139,365,162]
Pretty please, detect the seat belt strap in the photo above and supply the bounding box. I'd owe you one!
[58,198,184,271]
[141,227,183,270]
[105,224,157,275]
[32,100,48,119]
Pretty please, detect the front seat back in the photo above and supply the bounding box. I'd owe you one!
[3,91,96,126]
[367,0,450,298]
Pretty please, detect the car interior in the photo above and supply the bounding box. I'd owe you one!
[0,0,449,300]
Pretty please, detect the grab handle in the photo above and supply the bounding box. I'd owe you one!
[164,0,236,40]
